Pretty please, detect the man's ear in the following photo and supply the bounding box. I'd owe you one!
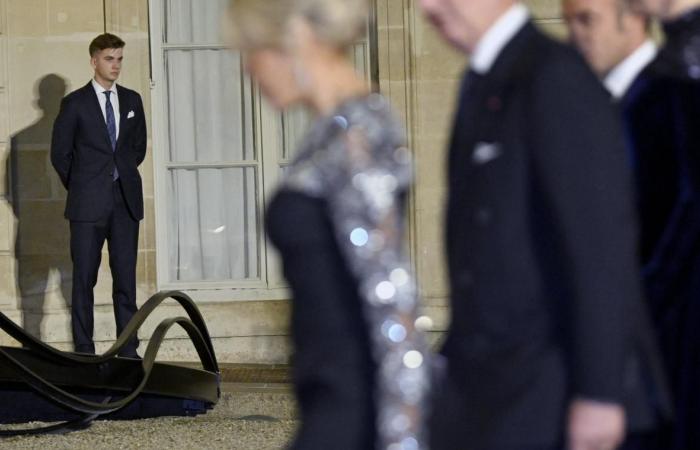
[90,55,97,69]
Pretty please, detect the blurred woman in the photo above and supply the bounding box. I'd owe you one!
[227,1,430,449]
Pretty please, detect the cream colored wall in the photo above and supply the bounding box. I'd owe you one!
[0,0,569,361]
[0,0,109,346]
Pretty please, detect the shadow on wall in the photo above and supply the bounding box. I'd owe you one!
[5,74,71,340]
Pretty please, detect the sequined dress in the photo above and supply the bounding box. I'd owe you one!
[266,95,430,450]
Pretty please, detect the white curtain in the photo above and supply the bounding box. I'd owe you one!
[282,108,311,161]
[164,0,259,282]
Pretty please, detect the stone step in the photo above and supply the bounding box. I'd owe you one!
[168,362,291,384]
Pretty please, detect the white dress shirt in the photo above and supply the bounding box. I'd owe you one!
[471,3,530,74]
[604,40,658,100]
[91,78,120,139]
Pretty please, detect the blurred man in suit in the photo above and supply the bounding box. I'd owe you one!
[51,33,147,358]
[563,0,656,100]
[622,0,700,448]
[417,1,671,449]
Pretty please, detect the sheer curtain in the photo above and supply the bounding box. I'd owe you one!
[164,0,259,282]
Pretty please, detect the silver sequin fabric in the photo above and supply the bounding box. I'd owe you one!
[281,94,431,450]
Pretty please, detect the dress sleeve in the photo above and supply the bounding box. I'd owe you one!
[284,99,431,449]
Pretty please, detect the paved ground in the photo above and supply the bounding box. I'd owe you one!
[0,384,297,450]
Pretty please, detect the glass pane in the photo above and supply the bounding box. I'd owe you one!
[280,164,290,178]
[350,42,369,80]
[166,49,255,162]
[164,0,229,44]
[278,41,369,163]
[281,107,312,161]
[167,167,260,282]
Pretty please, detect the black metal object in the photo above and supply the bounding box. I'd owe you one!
[0,291,221,436]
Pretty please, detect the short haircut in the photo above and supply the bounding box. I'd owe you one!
[89,33,125,57]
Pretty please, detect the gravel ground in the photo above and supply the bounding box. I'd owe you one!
[1,385,298,450]
[1,416,296,449]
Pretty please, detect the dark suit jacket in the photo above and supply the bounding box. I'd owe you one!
[441,22,671,447]
[621,16,700,449]
[623,61,700,310]
[621,67,679,271]
[51,81,147,221]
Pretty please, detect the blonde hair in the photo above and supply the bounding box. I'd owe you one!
[227,0,368,50]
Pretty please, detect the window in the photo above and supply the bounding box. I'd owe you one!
[149,0,375,299]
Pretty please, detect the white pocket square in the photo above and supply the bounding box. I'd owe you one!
[127,110,135,119]
[472,142,502,165]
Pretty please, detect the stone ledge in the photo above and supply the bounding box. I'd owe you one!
[171,362,292,385]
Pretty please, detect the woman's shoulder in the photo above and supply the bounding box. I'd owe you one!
[284,94,411,197]
[335,94,404,149]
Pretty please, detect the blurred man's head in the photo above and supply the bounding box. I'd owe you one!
[228,0,370,110]
[418,0,517,52]
[626,0,700,20]
[563,0,651,76]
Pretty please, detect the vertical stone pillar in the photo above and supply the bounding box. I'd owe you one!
[0,0,14,315]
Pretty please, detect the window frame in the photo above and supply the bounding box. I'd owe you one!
[148,0,377,301]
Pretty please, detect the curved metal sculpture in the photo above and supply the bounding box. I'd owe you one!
[0,291,221,436]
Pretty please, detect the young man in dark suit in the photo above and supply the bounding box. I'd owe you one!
[417,1,671,449]
[51,33,147,358]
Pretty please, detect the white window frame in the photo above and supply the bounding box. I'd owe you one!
[148,0,376,302]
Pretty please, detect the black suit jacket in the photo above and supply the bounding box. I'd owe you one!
[51,81,147,221]
[441,22,671,447]
[622,60,700,310]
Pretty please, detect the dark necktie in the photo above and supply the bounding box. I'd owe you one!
[104,91,119,180]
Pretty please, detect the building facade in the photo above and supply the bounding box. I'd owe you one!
[0,0,565,362]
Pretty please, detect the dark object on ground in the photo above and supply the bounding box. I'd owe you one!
[0,291,220,436]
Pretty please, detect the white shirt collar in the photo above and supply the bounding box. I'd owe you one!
[91,78,118,96]
[604,40,658,99]
[470,3,530,74]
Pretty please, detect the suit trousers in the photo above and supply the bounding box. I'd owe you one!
[70,179,139,356]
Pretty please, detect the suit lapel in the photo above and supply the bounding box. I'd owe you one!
[470,23,539,144]
[116,84,128,151]
[448,72,488,162]
[448,22,540,181]
[84,81,114,152]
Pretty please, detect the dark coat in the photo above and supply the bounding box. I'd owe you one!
[432,22,671,450]
[622,8,700,449]
[51,81,147,221]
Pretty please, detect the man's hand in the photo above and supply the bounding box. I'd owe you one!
[568,398,626,450]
